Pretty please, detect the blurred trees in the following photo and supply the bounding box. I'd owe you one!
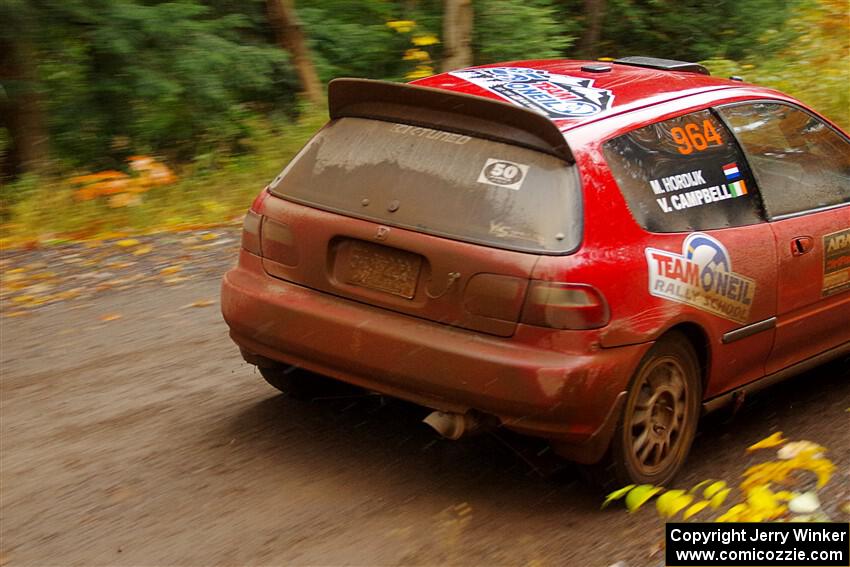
[442,0,473,71]
[1,0,846,180]
[1,0,292,174]
[266,0,322,104]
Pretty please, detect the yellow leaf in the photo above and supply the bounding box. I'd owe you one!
[189,299,214,308]
[100,313,122,322]
[656,490,693,518]
[710,488,731,509]
[683,500,710,520]
[133,245,153,256]
[688,479,713,495]
[602,485,635,509]
[703,480,727,499]
[625,485,662,513]
[717,503,748,522]
[160,265,182,275]
[747,431,786,451]
[116,239,141,248]
[747,486,782,516]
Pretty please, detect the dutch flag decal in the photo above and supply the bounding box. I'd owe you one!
[723,162,748,197]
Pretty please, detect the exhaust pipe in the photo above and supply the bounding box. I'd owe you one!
[423,411,483,440]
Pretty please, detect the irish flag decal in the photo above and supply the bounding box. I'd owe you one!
[723,162,748,197]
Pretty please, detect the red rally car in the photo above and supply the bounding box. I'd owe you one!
[221,57,850,485]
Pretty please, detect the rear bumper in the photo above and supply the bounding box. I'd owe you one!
[221,250,651,462]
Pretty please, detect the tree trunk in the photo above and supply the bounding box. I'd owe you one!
[266,0,323,106]
[578,0,606,59]
[441,0,473,72]
[1,36,48,177]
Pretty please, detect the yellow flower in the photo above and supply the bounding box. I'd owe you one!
[403,48,431,62]
[412,34,440,46]
[386,20,415,33]
[405,65,434,80]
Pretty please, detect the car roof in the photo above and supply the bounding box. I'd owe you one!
[410,59,767,132]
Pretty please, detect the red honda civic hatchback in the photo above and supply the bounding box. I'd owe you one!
[221,57,850,486]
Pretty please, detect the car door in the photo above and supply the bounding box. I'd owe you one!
[600,105,778,397]
[717,101,850,374]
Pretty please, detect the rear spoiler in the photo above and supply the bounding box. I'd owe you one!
[328,78,574,163]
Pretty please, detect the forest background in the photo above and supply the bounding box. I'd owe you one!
[1,0,847,244]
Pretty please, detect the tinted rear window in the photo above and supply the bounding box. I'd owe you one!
[603,109,765,232]
[268,117,582,254]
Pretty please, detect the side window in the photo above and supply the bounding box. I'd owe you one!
[717,102,850,218]
[603,109,764,232]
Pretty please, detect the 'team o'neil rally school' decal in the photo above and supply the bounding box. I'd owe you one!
[646,233,756,324]
[449,67,615,119]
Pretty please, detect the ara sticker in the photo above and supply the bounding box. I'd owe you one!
[646,233,756,324]
[477,158,529,190]
[822,227,850,297]
[449,67,614,119]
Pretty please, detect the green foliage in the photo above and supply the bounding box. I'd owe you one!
[702,0,849,129]
[3,0,294,169]
[472,0,575,63]
[578,0,800,62]
[1,112,326,242]
[299,0,424,82]
[1,0,846,243]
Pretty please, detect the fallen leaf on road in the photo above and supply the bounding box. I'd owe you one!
[747,431,786,451]
[115,239,140,248]
[788,491,821,514]
[188,299,215,308]
[777,440,824,460]
[133,245,153,256]
[160,265,182,275]
[625,485,661,513]
[100,313,122,322]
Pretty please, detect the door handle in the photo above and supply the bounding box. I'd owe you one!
[791,236,814,256]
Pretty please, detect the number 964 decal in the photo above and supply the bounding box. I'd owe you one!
[477,158,529,190]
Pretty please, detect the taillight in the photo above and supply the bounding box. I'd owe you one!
[261,218,299,266]
[520,281,610,330]
[241,210,261,255]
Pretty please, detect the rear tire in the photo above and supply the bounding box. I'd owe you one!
[598,331,702,488]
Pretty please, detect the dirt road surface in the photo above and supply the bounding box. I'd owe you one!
[2,233,848,566]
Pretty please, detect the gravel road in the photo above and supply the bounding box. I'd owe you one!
[2,232,848,566]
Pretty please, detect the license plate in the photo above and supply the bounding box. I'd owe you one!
[344,241,421,299]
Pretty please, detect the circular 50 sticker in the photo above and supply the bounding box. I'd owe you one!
[477,158,529,190]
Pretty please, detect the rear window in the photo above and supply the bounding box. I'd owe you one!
[603,109,765,232]
[268,117,582,254]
